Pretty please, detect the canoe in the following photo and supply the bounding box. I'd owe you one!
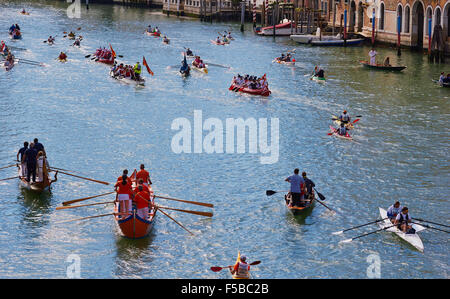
[109,70,145,86]
[310,38,364,46]
[191,62,208,74]
[378,208,425,252]
[17,160,56,193]
[332,115,354,130]
[20,12,30,15]
[229,83,271,97]
[114,170,156,239]
[359,60,406,71]
[311,75,326,83]
[284,193,315,216]
[329,125,352,140]
[273,59,295,66]
[146,31,160,37]
[229,251,251,279]
[211,40,226,46]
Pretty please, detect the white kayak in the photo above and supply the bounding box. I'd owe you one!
[378,208,425,252]
[109,71,145,86]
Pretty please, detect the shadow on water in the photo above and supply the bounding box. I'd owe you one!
[17,187,53,227]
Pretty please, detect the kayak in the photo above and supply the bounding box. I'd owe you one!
[229,251,251,279]
[273,59,295,66]
[332,115,354,130]
[329,125,352,140]
[311,75,326,83]
[191,62,208,74]
[109,70,145,86]
[211,40,226,46]
[163,39,170,44]
[378,208,425,252]
[229,83,271,97]
[67,35,76,40]
[146,31,160,37]
[20,12,30,15]
[58,58,67,63]
[359,60,406,71]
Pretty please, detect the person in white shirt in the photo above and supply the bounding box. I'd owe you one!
[386,201,402,223]
[394,207,412,233]
[369,48,377,65]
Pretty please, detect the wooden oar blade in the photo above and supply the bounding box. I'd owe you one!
[266,190,277,196]
[210,267,223,272]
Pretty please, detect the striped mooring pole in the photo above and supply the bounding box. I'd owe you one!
[253,0,257,28]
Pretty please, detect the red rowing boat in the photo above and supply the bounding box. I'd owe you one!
[229,83,271,97]
[114,170,156,239]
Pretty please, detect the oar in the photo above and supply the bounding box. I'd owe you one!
[314,197,337,214]
[412,218,450,228]
[155,195,213,208]
[18,60,44,66]
[157,208,194,235]
[54,213,115,224]
[56,201,115,210]
[204,62,230,69]
[332,218,388,235]
[0,176,19,182]
[8,46,26,51]
[339,225,395,244]
[266,190,289,196]
[51,170,110,185]
[211,261,261,272]
[0,164,17,170]
[50,166,77,173]
[16,58,41,64]
[411,222,450,233]
[313,188,326,201]
[157,206,213,217]
[62,191,115,206]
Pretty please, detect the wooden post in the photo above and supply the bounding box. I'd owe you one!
[371,9,375,45]
[262,3,265,27]
[86,0,89,10]
[344,8,347,46]
[332,1,335,37]
[210,0,213,23]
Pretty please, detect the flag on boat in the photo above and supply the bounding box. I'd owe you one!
[143,56,154,76]
[109,44,116,59]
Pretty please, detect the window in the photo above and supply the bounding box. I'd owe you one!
[404,6,410,33]
[435,8,441,26]
[379,3,385,30]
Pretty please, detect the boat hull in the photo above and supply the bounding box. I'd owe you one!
[258,22,295,36]
[359,61,406,71]
[191,62,208,74]
[311,38,364,46]
[17,163,53,193]
[230,251,251,279]
[229,84,271,97]
[330,125,352,140]
[284,193,315,216]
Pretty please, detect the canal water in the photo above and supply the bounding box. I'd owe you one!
[0,1,448,278]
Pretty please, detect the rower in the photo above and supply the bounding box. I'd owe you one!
[193,56,201,67]
[73,38,81,47]
[216,36,221,43]
[22,9,26,14]
[115,174,133,218]
[337,122,348,136]
[302,172,315,200]
[17,141,29,178]
[439,72,445,84]
[316,68,325,78]
[48,36,55,44]
[133,185,151,220]
[186,48,193,56]
[230,255,250,278]
[134,62,142,80]
[285,168,305,207]
[394,207,414,234]
[117,169,132,185]
[59,52,67,60]
[9,24,16,34]
[339,110,350,124]
[180,55,189,74]
[369,48,377,65]
[136,164,152,186]
[386,201,402,223]
[278,53,285,61]
[383,56,391,66]
[33,138,46,157]
[222,35,229,43]
[155,27,160,33]
[22,143,38,183]
[147,25,152,33]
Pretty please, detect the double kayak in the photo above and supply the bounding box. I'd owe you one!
[211,40,227,46]
[146,31,160,37]
[359,60,406,71]
[191,62,208,74]
[332,115,354,130]
[229,252,251,279]
[329,125,352,140]
[229,83,271,97]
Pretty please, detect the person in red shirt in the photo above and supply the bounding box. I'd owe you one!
[136,164,152,186]
[133,185,152,220]
[133,179,149,194]
[115,174,133,218]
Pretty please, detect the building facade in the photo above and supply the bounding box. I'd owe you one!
[325,0,449,51]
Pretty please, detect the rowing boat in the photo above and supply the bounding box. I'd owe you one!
[109,70,145,86]
[273,59,295,66]
[114,170,156,239]
[229,251,251,279]
[95,56,115,65]
[378,208,425,252]
[329,125,352,140]
[284,193,315,216]
[433,79,450,88]
[229,83,271,97]
[58,58,67,63]
[332,115,354,130]
[359,60,406,71]
[191,62,208,74]
[20,11,30,15]
[17,160,57,193]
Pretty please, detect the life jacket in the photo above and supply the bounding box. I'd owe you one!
[397,213,410,224]
[134,64,141,74]
[235,262,249,278]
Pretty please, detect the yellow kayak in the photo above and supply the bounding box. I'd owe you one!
[229,251,251,279]
[191,62,208,74]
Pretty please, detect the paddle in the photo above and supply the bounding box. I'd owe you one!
[155,195,213,208]
[157,206,213,217]
[157,207,194,235]
[210,261,261,272]
[313,188,326,201]
[411,222,450,233]
[412,218,450,228]
[266,190,289,196]
[17,60,44,67]
[332,218,388,235]
[0,164,17,170]
[56,201,115,210]
[204,62,230,69]
[8,46,26,51]
[55,213,115,224]
[339,225,395,244]
[50,169,110,185]
[62,191,115,206]
[0,176,19,182]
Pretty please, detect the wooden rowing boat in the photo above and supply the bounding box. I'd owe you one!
[359,60,406,71]
[378,208,425,252]
[310,38,364,46]
[114,170,156,239]
[17,160,57,192]
[284,193,315,216]
[229,251,251,279]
